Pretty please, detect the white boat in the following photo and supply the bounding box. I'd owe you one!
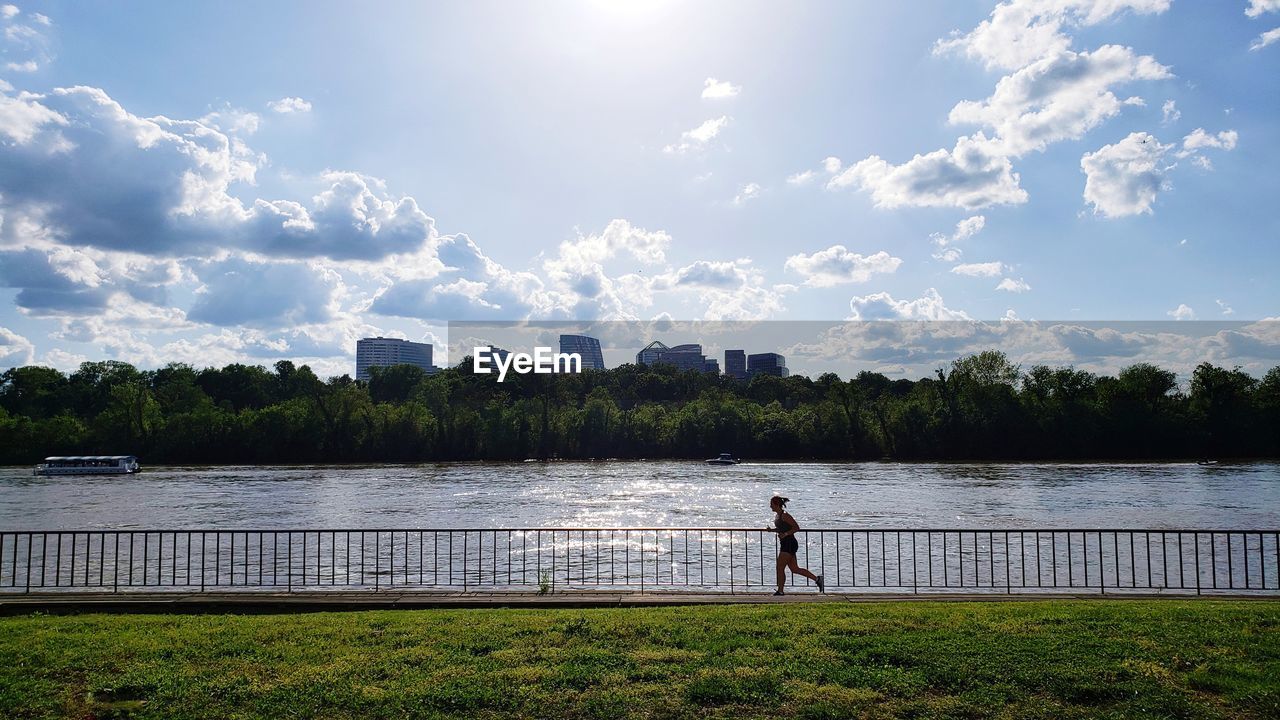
[705,452,739,465]
[34,456,140,476]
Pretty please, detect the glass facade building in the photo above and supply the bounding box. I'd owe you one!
[724,349,747,380]
[356,337,437,381]
[558,334,605,370]
[747,352,789,377]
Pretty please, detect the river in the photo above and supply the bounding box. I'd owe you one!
[1,461,1276,530]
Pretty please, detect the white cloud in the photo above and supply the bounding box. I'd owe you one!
[1180,128,1238,153]
[848,288,972,321]
[1,4,53,72]
[786,170,816,185]
[1080,131,1172,217]
[827,2,1172,211]
[371,233,550,322]
[784,247,902,287]
[189,255,343,327]
[1161,99,1180,125]
[1216,299,1235,316]
[934,247,963,263]
[1079,127,1238,217]
[0,88,66,143]
[951,261,1008,277]
[1250,27,1280,50]
[201,106,261,135]
[996,277,1032,293]
[934,0,1171,71]
[947,44,1171,157]
[953,215,987,242]
[538,219,672,320]
[931,215,986,262]
[654,259,787,321]
[267,96,312,113]
[1246,1,1280,18]
[828,133,1028,210]
[663,116,729,154]
[0,325,33,367]
[822,157,842,174]
[1167,303,1195,320]
[731,182,760,206]
[701,77,740,99]
[0,86,436,260]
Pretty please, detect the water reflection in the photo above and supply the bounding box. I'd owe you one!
[0,461,1276,530]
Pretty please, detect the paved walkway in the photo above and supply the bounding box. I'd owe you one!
[3,589,1270,614]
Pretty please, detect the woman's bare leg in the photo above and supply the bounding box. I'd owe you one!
[776,554,789,592]
[787,556,818,582]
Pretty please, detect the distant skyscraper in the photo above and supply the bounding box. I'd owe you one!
[638,341,717,373]
[725,349,747,380]
[703,358,720,375]
[637,340,669,366]
[356,337,437,381]
[662,343,707,372]
[747,352,788,378]
[559,334,605,370]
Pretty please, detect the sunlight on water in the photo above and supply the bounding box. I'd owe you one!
[0,462,1276,530]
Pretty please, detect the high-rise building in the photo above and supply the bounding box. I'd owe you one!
[638,341,718,374]
[747,352,788,378]
[662,343,708,372]
[559,334,605,370]
[725,349,747,380]
[703,358,720,375]
[356,337,437,381]
[637,340,669,366]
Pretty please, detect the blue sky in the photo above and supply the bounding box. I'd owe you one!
[0,0,1277,376]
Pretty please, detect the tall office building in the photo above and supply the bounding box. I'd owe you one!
[637,341,718,374]
[662,343,708,372]
[356,337,437,381]
[559,334,605,370]
[636,340,669,365]
[747,352,788,378]
[725,349,747,380]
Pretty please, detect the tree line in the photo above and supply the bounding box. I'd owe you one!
[1,351,1278,465]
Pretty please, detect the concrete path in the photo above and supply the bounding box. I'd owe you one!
[3,589,1271,614]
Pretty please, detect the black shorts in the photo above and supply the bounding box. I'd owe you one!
[780,536,799,555]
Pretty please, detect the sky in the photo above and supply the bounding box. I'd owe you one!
[0,0,1277,378]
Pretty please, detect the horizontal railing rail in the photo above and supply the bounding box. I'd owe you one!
[0,528,1277,595]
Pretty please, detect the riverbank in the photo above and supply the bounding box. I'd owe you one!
[2,601,1276,719]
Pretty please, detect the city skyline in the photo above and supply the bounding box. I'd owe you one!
[0,2,1277,380]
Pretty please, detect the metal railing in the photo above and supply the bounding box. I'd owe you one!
[1,528,1277,595]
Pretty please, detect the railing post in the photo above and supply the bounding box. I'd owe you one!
[1194,532,1202,595]
[1004,531,1010,594]
[1098,531,1104,596]
[25,533,33,594]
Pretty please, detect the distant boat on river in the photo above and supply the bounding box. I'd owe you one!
[705,452,739,465]
[34,456,140,476]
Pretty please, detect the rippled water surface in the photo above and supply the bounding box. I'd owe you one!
[0,462,1276,530]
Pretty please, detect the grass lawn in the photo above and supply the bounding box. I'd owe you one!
[0,600,1277,719]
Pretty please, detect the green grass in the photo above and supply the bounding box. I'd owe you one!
[1,601,1277,719]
